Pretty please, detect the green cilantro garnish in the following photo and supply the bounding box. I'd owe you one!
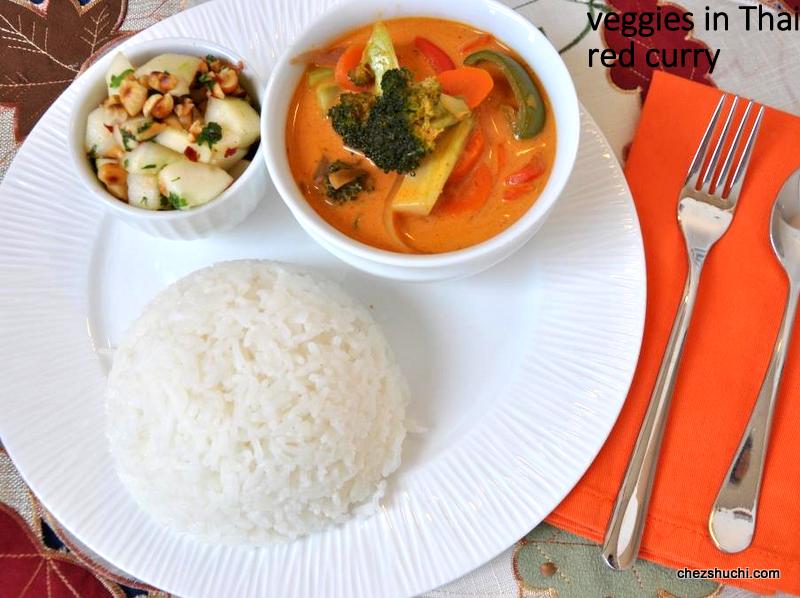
[171,176,181,182]
[142,164,156,169]
[123,158,130,168]
[87,145,98,159]
[137,121,154,134]
[196,122,222,148]
[120,128,136,151]
[168,192,188,209]
[109,68,134,89]
[160,195,170,209]
[205,54,216,63]
[197,72,215,89]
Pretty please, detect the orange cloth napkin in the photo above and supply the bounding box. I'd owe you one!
[546,71,800,595]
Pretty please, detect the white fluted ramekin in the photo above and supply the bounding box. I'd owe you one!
[262,0,579,281]
[70,38,266,240]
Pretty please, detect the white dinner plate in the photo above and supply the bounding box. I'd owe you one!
[0,0,646,596]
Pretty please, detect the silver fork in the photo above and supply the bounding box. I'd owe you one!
[601,95,765,571]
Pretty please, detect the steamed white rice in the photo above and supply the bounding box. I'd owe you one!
[106,260,408,543]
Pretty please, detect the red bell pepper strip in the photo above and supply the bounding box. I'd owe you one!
[460,33,494,54]
[414,37,456,73]
[505,155,546,186]
[503,184,534,201]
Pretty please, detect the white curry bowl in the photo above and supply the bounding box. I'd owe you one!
[262,0,579,281]
[69,38,267,240]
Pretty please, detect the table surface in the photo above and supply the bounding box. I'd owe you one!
[0,0,797,596]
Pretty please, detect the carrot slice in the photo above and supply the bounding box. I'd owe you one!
[335,43,368,92]
[505,155,546,186]
[414,37,456,74]
[448,128,485,184]
[439,163,493,215]
[460,33,494,54]
[437,67,494,109]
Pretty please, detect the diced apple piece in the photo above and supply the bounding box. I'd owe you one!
[210,146,247,170]
[158,159,232,209]
[154,127,212,163]
[127,174,162,210]
[113,124,137,152]
[95,158,117,169]
[113,116,150,152]
[102,104,128,127]
[134,54,202,96]
[123,143,181,174]
[85,107,118,158]
[106,52,134,97]
[228,159,250,181]
[204,97,260,148]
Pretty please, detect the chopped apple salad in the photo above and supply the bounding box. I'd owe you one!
[84,52,260,210]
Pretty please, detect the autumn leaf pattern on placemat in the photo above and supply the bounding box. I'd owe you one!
[0,503,123,598]
[0,447,170,597]
[0,0,130,142]
[601,0,716,100]
[759,0,800,12]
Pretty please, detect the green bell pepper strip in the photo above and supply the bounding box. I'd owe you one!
[463,50,545,139]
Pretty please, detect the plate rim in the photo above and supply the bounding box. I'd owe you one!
[0,2,647,596]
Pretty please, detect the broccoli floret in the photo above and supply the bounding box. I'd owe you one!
[348,62,375,87]
[328,68,447,174]
[324,160,370,203]
[327,92,375,141]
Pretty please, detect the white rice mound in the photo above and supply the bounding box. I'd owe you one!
[106,260,408,544]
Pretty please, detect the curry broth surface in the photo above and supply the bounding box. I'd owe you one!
[285,17,557,254]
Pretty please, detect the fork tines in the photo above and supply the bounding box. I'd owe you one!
[685,94,765,203]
